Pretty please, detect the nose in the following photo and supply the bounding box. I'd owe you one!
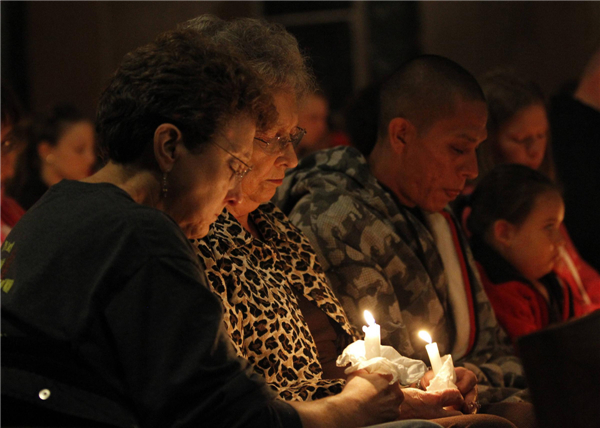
[225,178,244,205]
[280,142,299,169]
[461,152,478,180]
[528,137,546,160]
[86,147,96,166]
[553,229,566,247]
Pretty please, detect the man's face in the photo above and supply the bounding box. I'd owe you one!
[396,98,487,212]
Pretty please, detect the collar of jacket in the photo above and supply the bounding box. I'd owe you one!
[208,203,286,250]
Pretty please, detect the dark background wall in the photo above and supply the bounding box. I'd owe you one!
[2,1,599,120]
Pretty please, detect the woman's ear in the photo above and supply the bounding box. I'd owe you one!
[493,219,515,248]
[154,124,182,173]
[387,117,416,154]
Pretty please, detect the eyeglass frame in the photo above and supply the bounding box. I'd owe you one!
[253,126,306,154]
[210,139,253,182]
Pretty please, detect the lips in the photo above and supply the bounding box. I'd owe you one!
[444,189,461,199]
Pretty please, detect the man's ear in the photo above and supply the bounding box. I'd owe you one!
[37,141,53,160]
[154,123,182,173]
[493,219,515,248]
[387,117,416,154]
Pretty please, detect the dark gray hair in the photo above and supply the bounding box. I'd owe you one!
[96,28,277,164]
[180,15,316,102]
[378,55,485,140]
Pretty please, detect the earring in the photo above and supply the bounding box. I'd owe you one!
[162,172,168,198]
[45,154,55,164]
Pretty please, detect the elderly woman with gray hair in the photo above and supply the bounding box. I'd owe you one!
[183,15,516,428]
[182,14,354,401]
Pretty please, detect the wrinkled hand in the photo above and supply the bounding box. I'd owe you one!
[419,367,479,414]
[399,387,464,419]
[339,370,404,426]
[454,367,479,414]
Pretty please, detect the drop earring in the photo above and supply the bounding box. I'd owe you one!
[162,172,168,198]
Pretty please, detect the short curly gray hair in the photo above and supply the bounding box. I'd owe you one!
[180,15,315,102]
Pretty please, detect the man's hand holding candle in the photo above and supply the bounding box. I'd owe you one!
[417,330,480,414]
[398,387,464,419]
[420,367,480,414]
[454,367,479,414]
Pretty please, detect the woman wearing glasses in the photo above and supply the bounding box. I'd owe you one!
[183,15,361,401]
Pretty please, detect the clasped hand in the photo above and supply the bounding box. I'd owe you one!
[400,367,479,419]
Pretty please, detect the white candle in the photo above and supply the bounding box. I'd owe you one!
[418,330,442,375]
[362,310,381,359]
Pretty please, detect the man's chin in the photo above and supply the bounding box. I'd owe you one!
[421,201,451,213]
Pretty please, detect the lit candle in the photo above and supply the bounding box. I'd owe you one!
[418,330,442,375]
[362,310,381,359]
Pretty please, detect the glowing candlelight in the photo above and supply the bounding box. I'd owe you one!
[362,310,381,359]
[418,330,442,375]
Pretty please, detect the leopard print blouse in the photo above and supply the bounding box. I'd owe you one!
[193,202,360,401]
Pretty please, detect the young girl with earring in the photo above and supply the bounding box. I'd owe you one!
[468,164,600,344]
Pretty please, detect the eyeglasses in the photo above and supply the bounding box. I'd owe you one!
[211,140,253,182]
[254,126,306,154]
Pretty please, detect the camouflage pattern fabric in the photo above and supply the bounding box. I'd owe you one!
[191,203,360,401]
[274,146,529,404]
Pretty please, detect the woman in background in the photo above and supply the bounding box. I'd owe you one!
[7,104,96,210]
[1,81,26,242]
[462,70,600,316]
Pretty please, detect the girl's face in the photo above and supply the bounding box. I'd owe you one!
[500,191,565,282]
[41,121,97,183]
[495,104,549,171]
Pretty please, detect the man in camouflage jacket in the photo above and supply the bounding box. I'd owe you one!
[275,56,528,405]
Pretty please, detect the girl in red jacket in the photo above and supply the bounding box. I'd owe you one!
[467,164,600,345]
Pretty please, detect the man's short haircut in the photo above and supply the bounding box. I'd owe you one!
[96,28,276,164]
[378,55,485,140]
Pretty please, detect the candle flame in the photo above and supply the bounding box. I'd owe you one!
[418,330,432,344]
[364,310,376,326]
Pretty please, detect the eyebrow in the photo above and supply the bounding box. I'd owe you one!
[455,133,479,143]
[241,150,252,161]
